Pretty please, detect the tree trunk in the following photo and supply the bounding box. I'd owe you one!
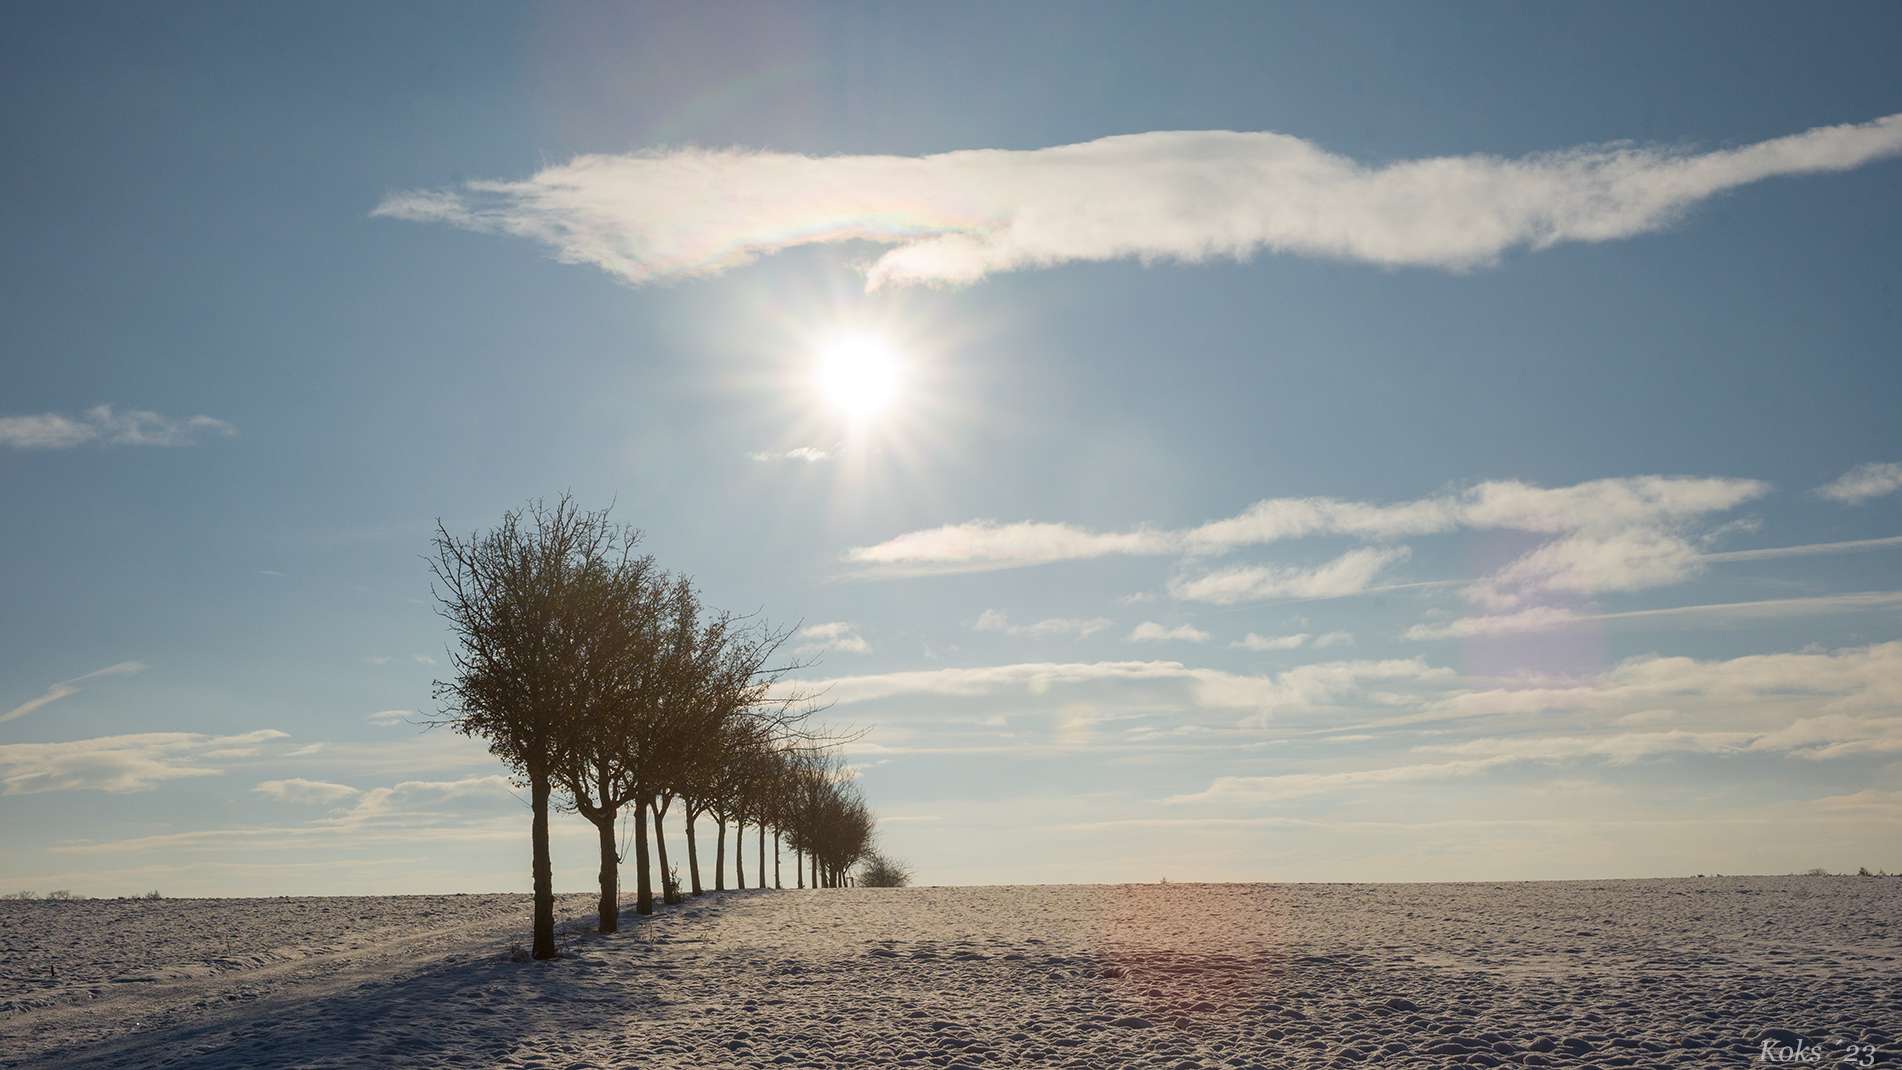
[653,796,677,905]
[714,815,727,892]
[796,845,803,889]
[685,806,704,896]
[634,794,654,916]
[530,768,557,959]
[734,817,745,889]
[595,804,619,933]
[774,830,781,889]
[757,821,766,889]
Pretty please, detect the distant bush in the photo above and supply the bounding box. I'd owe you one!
[46,889,81,901]
[1805,867,1830,876]
[3,891,37,900]
[855,852,914,888]
[142,890,163,900]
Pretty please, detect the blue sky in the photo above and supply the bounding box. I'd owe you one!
[3,2,1899,896]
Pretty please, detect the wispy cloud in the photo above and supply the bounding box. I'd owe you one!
[796,621,871,656]
[1170,547,1410,605]
[1128,621,1210,643]
[1165,757,1517,804]
[786,656,1451,720]
[1817,462,1902,505]
[1215,659,1453,725]
[0,731,289,795]
[1,661,148,725]
[1165,643,1902,803]
[749,446,834,463]
[1703,534,1902,562]
[1233,632,1310,651]
[1407,591,1902,640]
[850,475,1766,608]
[847,519,1171,574]
[0,405,235,450]
[1404,606,1586,640]
[375,114,1902,289]
[253,778,360,805]
[365,710,412,726]
[1424,713,1902,765]
[1463,529,1703,610]
[55,775,519,854]
[1426,730,1761,764]
[973,610,1112,639]
[1429,641,1902,723]
[788,660,1197,706]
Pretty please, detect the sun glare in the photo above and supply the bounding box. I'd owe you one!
[816,334,902,422]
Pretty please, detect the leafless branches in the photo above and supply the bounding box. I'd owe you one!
[429,496,893,953]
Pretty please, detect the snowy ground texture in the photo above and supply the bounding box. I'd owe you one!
[2,877,1897,1069]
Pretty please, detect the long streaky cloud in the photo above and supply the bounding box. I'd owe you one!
[1405,590,1902,640]
[1703,534,1902,562]
[374,115,1902,289]
[1,661,149,724]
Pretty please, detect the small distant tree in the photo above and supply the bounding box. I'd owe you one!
[856,852,914,888]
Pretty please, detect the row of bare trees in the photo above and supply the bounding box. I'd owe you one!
[427,497,878,959]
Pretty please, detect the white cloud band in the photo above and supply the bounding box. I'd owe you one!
[376,115,1902,289]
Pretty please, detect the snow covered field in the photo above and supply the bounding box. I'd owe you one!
[2,877,1896,1069]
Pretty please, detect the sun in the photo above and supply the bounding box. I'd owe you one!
[815,333,902,422]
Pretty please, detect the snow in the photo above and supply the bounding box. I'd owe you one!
[2,877,1896,1068]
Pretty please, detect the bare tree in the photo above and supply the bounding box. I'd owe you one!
[570,579,736,919]
[552,563,683,932]
[679,714,768,896]
[429,496,636,959]
[800,773,874,888]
